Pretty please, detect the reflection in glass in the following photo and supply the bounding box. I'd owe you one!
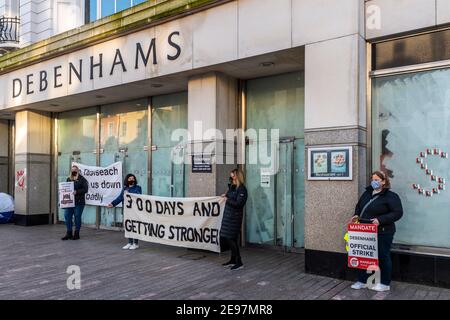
[101,0,115,18]
[100,99,148,228]
[152,92,188,197]
[245,72,305,247]
[116,0,131,12]
[89,0,97,22]
[372,69,450,249]
[57,108,98,225]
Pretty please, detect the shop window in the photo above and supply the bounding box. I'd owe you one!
[88,0,147,22]
[99,99,148,228]
[108,122,114,137]
[57,108,98,226]
[121,121,127,137]
[372,68,450,249]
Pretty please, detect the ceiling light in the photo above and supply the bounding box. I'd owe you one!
[259,62,275,67]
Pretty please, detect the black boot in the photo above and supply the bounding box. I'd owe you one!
[72,230,80,240]
[62,231,73,240]
[230,258,243,271]
[222,257,236,267]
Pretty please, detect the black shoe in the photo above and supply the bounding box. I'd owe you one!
[222,260,236,267]
[231,263,244,271]
[61,231,73,240]
[72,231,80,240]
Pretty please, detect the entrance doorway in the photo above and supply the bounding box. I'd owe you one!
[99,99,148,228]
[244,72,305,251]
[151,92,188,197]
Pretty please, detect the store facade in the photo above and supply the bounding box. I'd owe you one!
[0,0,450,288]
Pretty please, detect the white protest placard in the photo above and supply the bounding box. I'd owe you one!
[124,194,225,253]
[347,223,378,270]
[72,162,123,207]
[59,182,75,208]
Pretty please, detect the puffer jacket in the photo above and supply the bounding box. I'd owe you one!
[354,186,403,234]
[220,184,248,239]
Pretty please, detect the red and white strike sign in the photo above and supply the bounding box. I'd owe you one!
[347,224,378,270]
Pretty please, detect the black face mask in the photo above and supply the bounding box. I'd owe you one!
[128,180,135,186]
[71,171,78,176]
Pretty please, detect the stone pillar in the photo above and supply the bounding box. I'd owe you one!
[14,110,52,226]
[304,34,367,279]
[0,120,9,193]
[186,72,239,197]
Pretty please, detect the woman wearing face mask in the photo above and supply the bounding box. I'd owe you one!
[108,174,142,250]
[349,171,403,292]
[220,169,248,271]
[62,165,89,241]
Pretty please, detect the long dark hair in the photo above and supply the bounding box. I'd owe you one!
[124,173,138,187]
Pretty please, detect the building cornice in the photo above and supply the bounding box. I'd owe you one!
[0,0,229,75]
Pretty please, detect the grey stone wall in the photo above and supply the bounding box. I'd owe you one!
[304,126,367,253]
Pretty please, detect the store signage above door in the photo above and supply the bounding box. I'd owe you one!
[11,32,180,99]
[307,146,353,181]
[0,25,188,109]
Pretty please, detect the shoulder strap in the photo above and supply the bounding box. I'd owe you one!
[359,195,380,219]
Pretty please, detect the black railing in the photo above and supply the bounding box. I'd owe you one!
[0,16,20,44]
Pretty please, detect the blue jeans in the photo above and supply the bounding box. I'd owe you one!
[357,232,394,286]
[64,205,85,232]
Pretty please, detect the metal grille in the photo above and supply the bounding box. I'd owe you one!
[0,16,20,44]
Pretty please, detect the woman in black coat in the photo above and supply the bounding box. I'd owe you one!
[62,165,89,241]
[349,171,403,292]
[220,169,248,271]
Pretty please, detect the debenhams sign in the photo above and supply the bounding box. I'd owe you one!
[0,27,188,107]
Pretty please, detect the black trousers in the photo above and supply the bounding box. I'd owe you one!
[357,232,394,286]
[224,237,242,264]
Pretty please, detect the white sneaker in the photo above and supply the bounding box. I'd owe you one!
[370,283,390,292]
[129,244,139,250]
[122,243,132,250]
[350,282,367,290]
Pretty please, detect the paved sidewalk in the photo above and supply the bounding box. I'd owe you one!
[0,224,449,300]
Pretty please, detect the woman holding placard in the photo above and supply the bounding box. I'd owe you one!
[62,165,89,241]
[108,173,142,250]
[349,171,403,292]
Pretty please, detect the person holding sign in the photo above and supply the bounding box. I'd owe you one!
[220,169,248,271]
[62,165,89,241]
[349,171,403,292]
[108,174,142,250]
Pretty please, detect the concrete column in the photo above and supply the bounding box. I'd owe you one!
[14,110,52,226]
[304,34,367,278]
[0,120,9,193]
[186,72,238,197]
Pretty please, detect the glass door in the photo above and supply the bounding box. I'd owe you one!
[245,71,305,250]
[99,99,148,228]
[246,137,304,250]
[151,92,188,197]
[276,139,294,247]
[57,108,98,226]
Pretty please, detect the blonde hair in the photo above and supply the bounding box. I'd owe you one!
[232,169,245,187]
[68,165,79,181]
